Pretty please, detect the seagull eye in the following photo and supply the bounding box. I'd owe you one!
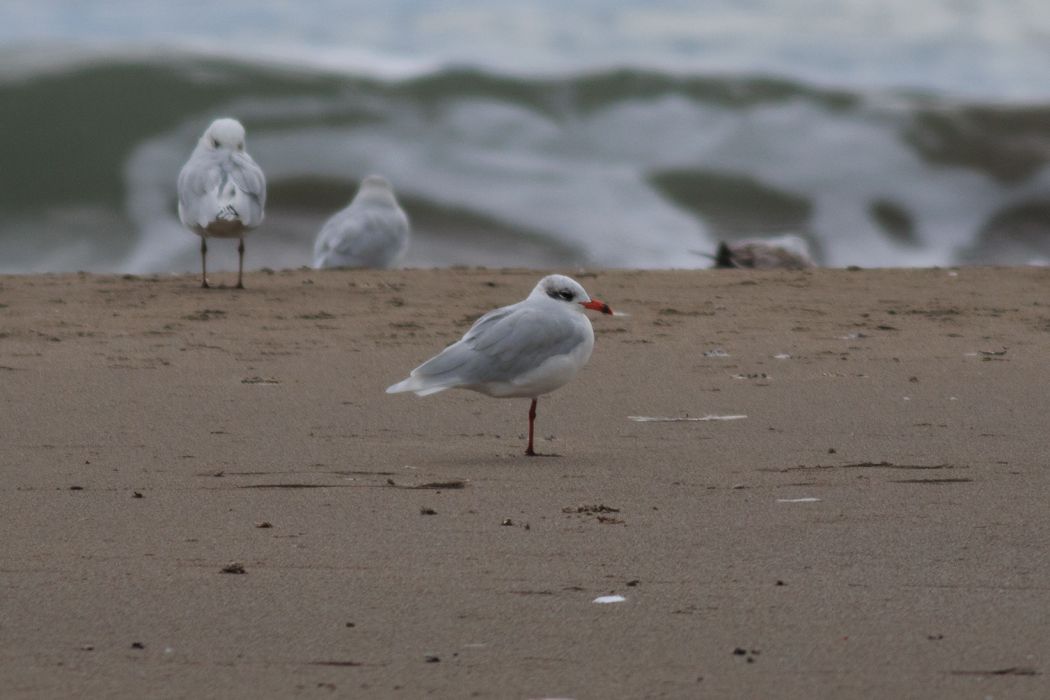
[237,143,244,151]
[211,138,220,148]
[546,286,576,302]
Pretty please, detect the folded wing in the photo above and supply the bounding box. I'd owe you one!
[386,305,585,395]
[314,203,409,268]
[178,152,266,232]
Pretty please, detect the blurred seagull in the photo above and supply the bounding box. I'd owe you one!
[699,234,816,270]
[177,118,266,288]
[313,175,411,269]
[386,274,613,456]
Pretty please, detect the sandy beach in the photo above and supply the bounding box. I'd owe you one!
[2,266,1049,698]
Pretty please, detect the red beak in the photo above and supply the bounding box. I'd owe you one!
[581,298,613,315]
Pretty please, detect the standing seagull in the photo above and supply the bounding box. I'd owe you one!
[312,175,411,269]
[386,275,613,456]
[177,118,266,288]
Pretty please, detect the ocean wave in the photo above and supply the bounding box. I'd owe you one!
[6,1,1050,100]
[2,53,1050,272]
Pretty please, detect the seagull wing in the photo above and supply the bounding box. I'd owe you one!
[226,152,267,227]
[387,303,585,394]
[177,151,266,230]
[314,202,409,268]
[177,154,223,229]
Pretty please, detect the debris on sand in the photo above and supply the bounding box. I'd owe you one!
[241,376,281,384]
[629,414,747,422]
[950,667,1038,676]
[564,504,620,514]
[704,236,816,270]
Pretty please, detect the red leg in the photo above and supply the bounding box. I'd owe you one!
[525,398,537,456]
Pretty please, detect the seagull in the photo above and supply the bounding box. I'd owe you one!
[386,274,614,456]
[313,175,411,269]
[696,234,815,270]
[177,118,266,288]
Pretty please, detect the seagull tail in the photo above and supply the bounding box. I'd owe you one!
[385,375,450,396]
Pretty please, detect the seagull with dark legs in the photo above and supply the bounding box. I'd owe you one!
[177,118,266,288]
[386,274,613,456]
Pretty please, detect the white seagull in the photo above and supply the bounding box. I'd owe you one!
[386,274,613,456]
[177,118,266,288]
[313,175,411,269]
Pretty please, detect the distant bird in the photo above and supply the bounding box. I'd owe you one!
[313,175,411,269]
[177,118,266,288]
[702,234,816,270]
[386,274,613,456]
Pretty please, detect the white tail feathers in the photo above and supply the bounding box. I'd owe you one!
[385,376,450,396]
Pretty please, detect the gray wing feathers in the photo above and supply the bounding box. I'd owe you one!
[408,306,582,387]
[178,151,266,230]
[177,158,219,228]
[407,307,517,380]
[472,309,582,378]
[228,154,266,226]
[314,203,409,268]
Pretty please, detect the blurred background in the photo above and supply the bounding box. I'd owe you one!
[2,0,1050,272]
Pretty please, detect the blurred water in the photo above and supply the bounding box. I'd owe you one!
[7,0,1050,99]
[2,0,1050,272]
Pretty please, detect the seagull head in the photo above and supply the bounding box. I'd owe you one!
[360,175,393,191]
[201,118,247,153]
[531,274,613,315]
[354,175,399,205]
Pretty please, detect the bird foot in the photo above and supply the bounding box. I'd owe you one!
[524,448,559,458]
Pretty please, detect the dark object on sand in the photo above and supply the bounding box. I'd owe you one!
[705,235,816,270]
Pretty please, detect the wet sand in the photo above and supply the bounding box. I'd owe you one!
[1,267,1048,698]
